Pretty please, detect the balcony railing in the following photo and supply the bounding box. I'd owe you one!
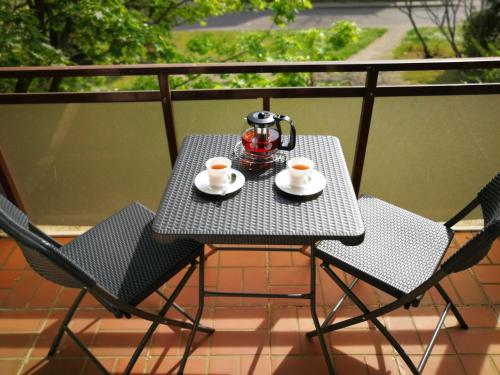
[0,58,499,226]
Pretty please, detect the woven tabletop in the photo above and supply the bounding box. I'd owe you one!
[153,135,364,245]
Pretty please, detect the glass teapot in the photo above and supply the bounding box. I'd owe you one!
[241,111,296,156]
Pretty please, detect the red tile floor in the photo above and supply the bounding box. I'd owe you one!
[0,233,499,374]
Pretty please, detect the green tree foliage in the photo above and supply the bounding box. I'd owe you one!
[463,0,500,57]
[0,0,312,91]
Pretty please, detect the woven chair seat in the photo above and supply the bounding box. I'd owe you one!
[59,202,203,305]
[316,195,453,297]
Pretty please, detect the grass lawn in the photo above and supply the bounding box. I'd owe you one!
[112,27,386,90]
[393,27,463,84]
[172,27,386,61]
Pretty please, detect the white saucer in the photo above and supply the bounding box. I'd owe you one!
[275,169,326,196]
[194,169,245,196]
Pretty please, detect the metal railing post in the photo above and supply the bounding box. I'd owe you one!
[352,67,379,196]
[158,73,178,166]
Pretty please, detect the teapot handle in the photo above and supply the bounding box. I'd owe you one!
[275,115,296,151]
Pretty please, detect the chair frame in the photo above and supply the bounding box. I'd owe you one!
[0,200,214,375]
[307,189,498,375]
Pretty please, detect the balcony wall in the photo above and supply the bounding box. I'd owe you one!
[0,94,499,225]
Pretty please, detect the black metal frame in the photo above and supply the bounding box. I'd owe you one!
[48,258,213,375]
[202,244,335,374]
[306,259,467,375]
[304,173,500,375]
[0,58,499,209]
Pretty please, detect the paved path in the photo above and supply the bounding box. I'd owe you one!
[175,5,467,31]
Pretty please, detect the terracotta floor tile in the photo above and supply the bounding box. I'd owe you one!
[449,329,500,354]
[450,271,488,305]
[210,330,270,355]
[342,278,380,307]
[114,356,147,375]
[3,249,28,270]
[178,327,212,356]
[242,267,268,306]
[333,354,368,374]
[383,309,423,355]
[214,307,268,330]
[483,285,500,304]
[291,251,311,266]
[209,356,239,374]
[92,331,142,356]
[474,265,500,284]
[219,251,266,267]
[0,270,19,289]
[270,266,311,286]
[331,329,393,355]
[21,358,87,375]
[270,307,300,355]
[0,311,47,333]
[491,355,500,372]
[0,240,16,267]
[0,334,36,358]
[3,271,42,308]
[217,268,243,292]
[81,358,116,375]
[0,360,23,375]
[99,315,152,331]
[399,355,465,375]
[271,355,329,375]
[364,355,401,375]
[29,279,62,309]
[54,310,102,357]
[240,355,271,375]
[460,355,498,375]
[429,278,461,306]
[149,324,182,357]
[269,252,292,266]
[445,306,499,329]
[146,356,207,374]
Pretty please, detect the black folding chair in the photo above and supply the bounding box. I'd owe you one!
[0,195,214,375]
[308,173,500,374]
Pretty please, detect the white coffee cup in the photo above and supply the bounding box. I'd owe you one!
[287,157,314,187]
[206,157,232,187]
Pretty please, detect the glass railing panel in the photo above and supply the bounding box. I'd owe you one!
[0,102,169,225]
[172,99,262,147]
[361,94,500,221]
[270,98,363,171]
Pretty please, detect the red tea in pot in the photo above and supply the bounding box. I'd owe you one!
[241,128,281,154]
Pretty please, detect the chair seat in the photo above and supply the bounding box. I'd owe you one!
[316,196,453,297]
[59,202,203,305]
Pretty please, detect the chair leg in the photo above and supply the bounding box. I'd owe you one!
[123,262,199,375]
[435,283,468,329]
[48,289,86,356]
[311,263,420,375]
[309,277,358,337]
[178,253,207,375]
[310,246,336,375]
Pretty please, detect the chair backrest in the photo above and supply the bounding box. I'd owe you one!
[441,173,500,274]
[0,195,93,288]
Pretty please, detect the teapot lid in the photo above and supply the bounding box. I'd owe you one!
[247,111,276,127]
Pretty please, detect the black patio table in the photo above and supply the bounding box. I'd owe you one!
[152,134,365,374]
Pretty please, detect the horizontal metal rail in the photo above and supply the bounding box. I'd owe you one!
[0,57,499,78]
[0,83,498,104]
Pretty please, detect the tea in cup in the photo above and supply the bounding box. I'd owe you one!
[206,157,232,187]
[287,157,314,187]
